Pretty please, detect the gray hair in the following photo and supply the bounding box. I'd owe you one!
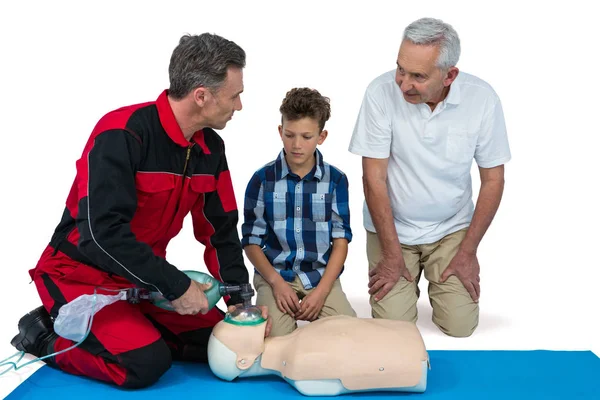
[168,33,246,99]
[403,18,460,70]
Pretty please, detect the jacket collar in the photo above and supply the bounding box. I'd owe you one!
[156,90,210,154]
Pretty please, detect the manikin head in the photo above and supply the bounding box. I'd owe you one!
[207,314,268,380]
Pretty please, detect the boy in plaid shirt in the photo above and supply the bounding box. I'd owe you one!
[241,88,356,337]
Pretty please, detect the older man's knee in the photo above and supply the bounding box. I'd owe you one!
[371,296,418,322]
[433,309,479,338]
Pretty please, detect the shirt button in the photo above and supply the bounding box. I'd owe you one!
[296,228,300,233]
[296,207,300,211]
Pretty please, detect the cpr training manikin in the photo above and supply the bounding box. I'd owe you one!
[207,305,430,396]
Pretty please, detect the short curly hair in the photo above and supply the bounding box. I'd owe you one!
[279,88,331,131]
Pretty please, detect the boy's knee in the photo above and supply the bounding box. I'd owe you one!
[319,291,357,318]
[121,338,173,389]
[268,315,297,337]
[345,307,358,318]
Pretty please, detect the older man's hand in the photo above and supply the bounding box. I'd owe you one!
[368,255,413,301]
[440,249,481,302]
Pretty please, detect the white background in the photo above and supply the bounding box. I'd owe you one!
[0,0,598,397]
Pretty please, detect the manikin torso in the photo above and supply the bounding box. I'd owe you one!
[207,315,429,396]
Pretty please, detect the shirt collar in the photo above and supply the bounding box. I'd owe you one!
[275,148,324,182]
[156,90,211,154]
[444,80,461,105]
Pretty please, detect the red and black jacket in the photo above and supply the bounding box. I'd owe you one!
[48,90,247,304]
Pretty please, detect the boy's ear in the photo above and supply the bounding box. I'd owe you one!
[318,130,328,145]
[278,125,283,138]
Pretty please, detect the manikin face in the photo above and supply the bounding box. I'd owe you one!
[278,117,327,173]
[395,40,458,109]
[197,66,244,130]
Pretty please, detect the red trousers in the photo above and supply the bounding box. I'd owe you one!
[30,245,224,388]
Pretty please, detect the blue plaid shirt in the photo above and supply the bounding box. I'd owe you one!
[241,149,352,289]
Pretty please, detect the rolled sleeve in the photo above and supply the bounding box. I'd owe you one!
[241,173,269,248]
[331,173,352,243]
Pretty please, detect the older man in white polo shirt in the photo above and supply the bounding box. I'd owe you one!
[348,17,510,337]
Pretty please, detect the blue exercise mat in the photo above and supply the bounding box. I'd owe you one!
[6,350,600,399]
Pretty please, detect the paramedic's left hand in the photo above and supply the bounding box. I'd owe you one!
[440,249,480,302]
[171,281,211,315]
[295,287,327,321]
[227,304,272,337]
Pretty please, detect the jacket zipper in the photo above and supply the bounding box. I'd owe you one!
[182,145,193,176]
[172,144,194,221]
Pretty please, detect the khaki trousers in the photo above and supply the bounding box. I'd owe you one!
[367,228,479,337]
[254,273,357,337]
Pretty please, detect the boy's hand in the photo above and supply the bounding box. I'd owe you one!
[272,280,300,316]
[295,287,327,321]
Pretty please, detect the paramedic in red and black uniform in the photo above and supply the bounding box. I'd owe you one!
[10,32,270,388]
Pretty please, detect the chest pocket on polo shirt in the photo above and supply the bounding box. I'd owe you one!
[445,126,477,164]
[265,192,288,221]
[310,193,333,222]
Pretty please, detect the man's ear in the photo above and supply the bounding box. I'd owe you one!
[193,87,209,106]
[318,130,328,145]
[443,67,459,87]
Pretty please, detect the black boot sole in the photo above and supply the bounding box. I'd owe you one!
[10,306,54,353]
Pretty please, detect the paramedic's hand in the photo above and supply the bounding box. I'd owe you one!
[272,278,300,316]
[171,281,211,315]
[440,249,480,302]
[368,255,413,302]
[228,304,272,337]
[295,287,327,321]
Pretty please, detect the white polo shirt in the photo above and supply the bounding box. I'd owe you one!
[348,69,511,245]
